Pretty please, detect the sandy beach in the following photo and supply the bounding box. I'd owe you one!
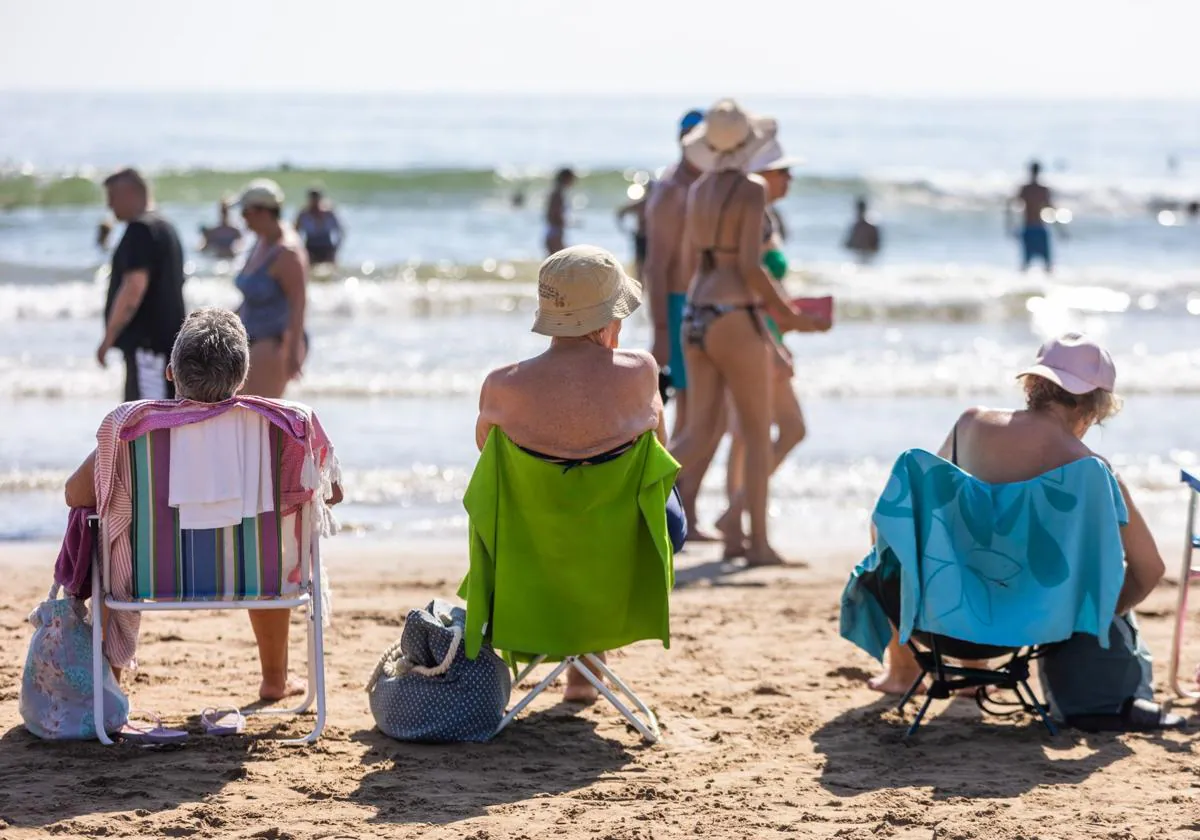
[0,537,1197,840]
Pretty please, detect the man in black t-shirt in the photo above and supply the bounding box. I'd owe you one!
[98,168,187,401]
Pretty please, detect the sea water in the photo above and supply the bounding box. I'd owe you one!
[2,92,1199,552]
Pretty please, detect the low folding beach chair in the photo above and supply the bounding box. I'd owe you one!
[1168,468,1200,700]
[841,449,1129,737]
[858,568,1056,737]
[461,429,678,744]
[91,418,328,745]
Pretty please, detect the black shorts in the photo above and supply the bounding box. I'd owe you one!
[122,348,174,402]
[306,244,337,265]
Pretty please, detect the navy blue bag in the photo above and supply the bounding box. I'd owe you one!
[366,599,511,743]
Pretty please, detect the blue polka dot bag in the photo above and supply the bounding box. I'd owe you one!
[366,599,511,743]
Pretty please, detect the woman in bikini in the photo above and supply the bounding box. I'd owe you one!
[234,179,310,399]
[669,100,829,567]
[717,140,809,558]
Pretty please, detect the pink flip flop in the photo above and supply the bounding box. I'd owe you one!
[118,711,189,745]
[200,707,246,736]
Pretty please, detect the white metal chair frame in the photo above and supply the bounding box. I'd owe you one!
[496,653,660,744]
[1168,469,1200,700]
[89,515,328,745]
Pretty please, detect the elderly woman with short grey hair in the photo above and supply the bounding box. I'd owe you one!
[63,306,341,701]
[167,307,251,403]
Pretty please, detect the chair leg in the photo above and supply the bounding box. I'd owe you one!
[513,657,545,685]
[280,543,327,746]
[92,554,114,746]
[905,693,936,738]
[897,671,927,712]
[577,655,660,743]
[495,658,573,735]
[1169,491,1200,699]
[1016,680,1058,736]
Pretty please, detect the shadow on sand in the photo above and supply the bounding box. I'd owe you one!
[0,720,264,829]
[348,705,635,825]
[810,695,1136,799]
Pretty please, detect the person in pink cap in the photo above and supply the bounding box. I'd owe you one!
[867,333,1180,730]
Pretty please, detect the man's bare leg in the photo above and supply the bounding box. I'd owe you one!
[249,609,305,701]
[564,652,606,703]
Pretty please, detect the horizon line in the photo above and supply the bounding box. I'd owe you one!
[2,87,1199,102]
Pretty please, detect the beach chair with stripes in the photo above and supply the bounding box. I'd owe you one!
[91,420,328,745]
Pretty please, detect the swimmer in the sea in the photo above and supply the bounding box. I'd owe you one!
[544,168,576,255]
[199,200,244,259]
[843,197,881,262]
[1007,160,1055,272]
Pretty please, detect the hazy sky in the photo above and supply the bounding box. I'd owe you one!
[2,0,1196,97]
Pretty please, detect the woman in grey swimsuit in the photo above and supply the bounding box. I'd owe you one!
[234,179,310,399]
[669,100,828,567]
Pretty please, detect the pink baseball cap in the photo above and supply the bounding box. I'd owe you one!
[1018,333,1116,394]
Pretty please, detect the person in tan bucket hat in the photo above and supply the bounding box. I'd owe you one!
[531,245,643,337]
[476,243,687,701]
[670,99,830,567]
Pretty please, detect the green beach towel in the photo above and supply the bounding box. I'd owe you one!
[459,429,678,660]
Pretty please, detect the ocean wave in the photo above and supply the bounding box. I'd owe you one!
[4,260,1200,324]
[4,163,1197,217]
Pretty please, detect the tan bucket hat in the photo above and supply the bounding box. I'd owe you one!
[532,245,642,337]
[682,99,778,173]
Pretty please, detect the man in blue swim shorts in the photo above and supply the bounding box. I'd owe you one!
[1010,159,1055,272]
[644,109,704,425]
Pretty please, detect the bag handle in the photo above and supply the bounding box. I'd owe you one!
[364,625,464,694]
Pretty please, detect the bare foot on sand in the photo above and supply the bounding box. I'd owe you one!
[260,677,307,703]
[563,681,600,704]
[722,538,748,561]
[714,508,740,536]
[686,527,721,544]
[868,670,925,696]
[564,656,605,704]
[745,546,800,567]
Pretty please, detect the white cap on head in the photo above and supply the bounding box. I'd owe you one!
[235,178,285,211]
[748,138,804,172]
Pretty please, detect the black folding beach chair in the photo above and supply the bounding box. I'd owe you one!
[861,568,1058,737]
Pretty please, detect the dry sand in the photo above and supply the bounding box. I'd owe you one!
[1,538,1198,840]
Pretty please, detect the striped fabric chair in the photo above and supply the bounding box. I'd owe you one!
[91,418,328,745]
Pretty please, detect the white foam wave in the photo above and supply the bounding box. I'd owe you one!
[4,262,1200,326]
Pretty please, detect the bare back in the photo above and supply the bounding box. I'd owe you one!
[1018,183,1052,226]
[477,343,662,458]
[943,405,1164,612]
[644,164,699,296]
[943,408,1094,482]
[685,171,769,305]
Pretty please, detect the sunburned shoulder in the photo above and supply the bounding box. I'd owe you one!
[482,362,524,390]
[612,348,659,373]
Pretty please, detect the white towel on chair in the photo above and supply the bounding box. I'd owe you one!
[168,408,275,529]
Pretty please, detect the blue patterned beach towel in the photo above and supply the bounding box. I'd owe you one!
[841,449,1128,661]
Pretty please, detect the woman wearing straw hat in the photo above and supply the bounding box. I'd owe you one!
[717,138,810,557]
[670,100,829,567]
[233,178,310,400]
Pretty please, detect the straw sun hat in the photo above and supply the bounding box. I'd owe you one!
[682,99,778,173]
[532,245,642,337]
